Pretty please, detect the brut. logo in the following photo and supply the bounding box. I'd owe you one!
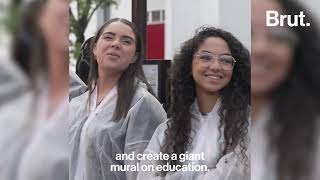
[266,11,310,27]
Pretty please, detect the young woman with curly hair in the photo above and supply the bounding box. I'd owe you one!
[137,26,250,180]
[252,0,320,180]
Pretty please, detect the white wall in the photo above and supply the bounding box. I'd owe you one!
[148,0,165,11]
[219,0,251,50]
[165,0,219,59]
[109,0,132,21]
[164,0,250,59]
[84,0,132,39]
[84,11,100,39]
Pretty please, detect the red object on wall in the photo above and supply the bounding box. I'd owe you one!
[146,23,164,59]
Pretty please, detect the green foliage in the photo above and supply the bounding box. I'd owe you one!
[1,0,22,33]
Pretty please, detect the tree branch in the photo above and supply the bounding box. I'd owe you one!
[69,6,75,21]
[82,0,92,21]
[76,0,80,21]
[86,0,104,23]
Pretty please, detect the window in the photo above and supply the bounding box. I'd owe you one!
[147,10,165,24]
[152,11,161,22]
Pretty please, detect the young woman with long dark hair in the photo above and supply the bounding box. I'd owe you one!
[0,0,69,180]
[69,18,167,180]
[137,26,250,180]
[251,0,320,179]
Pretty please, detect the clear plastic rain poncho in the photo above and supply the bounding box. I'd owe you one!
[137,99,250,180]
[0,59,32,180]
[69,82,167,180]
[16,96,69,180]
[0,59,29,105]
[251,104,276,180]
[252,104,320,180]
[0,59,69,180]
[69,71,87,101]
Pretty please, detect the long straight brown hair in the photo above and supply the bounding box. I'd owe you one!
[86,18,154,121]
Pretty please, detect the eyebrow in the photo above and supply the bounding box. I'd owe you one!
[200,50,231,56]
[102,32,135,42]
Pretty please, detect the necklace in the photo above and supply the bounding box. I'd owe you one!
[96,98,103,106]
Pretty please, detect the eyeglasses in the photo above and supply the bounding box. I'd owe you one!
[195,52,236,70]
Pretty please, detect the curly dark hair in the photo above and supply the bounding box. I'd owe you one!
[267,0,320,179]
[160,26,250,176]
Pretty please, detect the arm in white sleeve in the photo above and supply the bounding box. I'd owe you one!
[125,93,167,180]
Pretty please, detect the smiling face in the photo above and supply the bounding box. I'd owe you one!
[192,37,233,95]
[93,21,137,75]
[251,0,294,96]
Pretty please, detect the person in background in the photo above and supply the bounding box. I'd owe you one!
[76,36,95,85]
[0,0,69,179]
[69,70,87,101]
[137,26,250,180]
[251,0,320,180]
[69,36,94,101]
[69,18,167,180]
